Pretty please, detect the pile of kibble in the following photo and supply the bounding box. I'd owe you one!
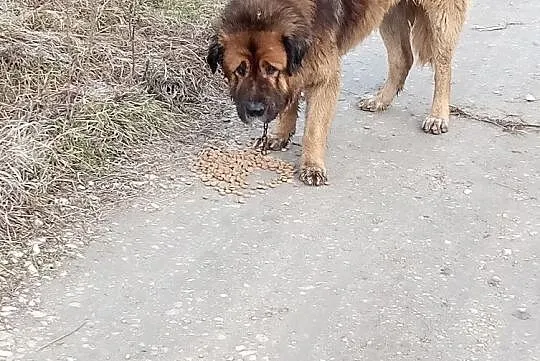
[193,148,295,200]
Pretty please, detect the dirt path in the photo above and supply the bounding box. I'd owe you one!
[1,1,539,360]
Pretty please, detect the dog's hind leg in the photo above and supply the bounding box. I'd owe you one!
[358,1,414,112]
[420,0,468,134]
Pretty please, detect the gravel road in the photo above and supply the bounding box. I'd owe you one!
[1,1,539,360]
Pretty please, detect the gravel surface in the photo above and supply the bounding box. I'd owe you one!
[1,1,539,360]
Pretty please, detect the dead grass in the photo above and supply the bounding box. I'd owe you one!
[0,0,229,298]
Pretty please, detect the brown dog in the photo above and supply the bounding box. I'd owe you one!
[207,0,469,186]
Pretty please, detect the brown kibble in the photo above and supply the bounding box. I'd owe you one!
[196,146,293,196]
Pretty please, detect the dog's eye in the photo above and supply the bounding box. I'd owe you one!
[265,64,279,76]
[235,62,247,77]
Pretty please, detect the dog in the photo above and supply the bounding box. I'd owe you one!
[207,0,469,186]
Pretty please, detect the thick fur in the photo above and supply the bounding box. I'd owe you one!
[208,0,469,186]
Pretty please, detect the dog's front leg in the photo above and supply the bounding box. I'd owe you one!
[266,97,300,150]
[299,74,341,186]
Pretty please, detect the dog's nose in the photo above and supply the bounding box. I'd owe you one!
[245,101,265,117]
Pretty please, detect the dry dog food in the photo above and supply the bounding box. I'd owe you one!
[193,148,295,199]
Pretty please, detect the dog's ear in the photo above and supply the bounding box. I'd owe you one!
[283,35,309,76]
[207,34,224,74]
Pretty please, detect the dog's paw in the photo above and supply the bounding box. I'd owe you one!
[299,166,328,186]
[267,134,292,151]
[357,95,389,112]
[422,116,449,135]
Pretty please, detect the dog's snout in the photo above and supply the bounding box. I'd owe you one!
[245,101,265,117]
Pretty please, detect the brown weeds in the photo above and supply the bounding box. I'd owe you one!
[0,0,228,296]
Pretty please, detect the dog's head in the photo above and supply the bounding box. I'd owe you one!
[206,1,310,124]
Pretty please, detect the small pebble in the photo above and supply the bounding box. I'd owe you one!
[440,266,451,276]
[525,94,536,102]
[255,334,269,343]
[512,308,531,320]
[487,275,502,287]
[239,350,257,357]
[29,310,46,318]
[0,351,13,358]
[32,244,41,255]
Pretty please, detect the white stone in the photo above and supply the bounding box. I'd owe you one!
[525,94,536,102]
[0,350,14,357]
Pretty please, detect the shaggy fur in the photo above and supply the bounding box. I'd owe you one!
[207,0,469,186]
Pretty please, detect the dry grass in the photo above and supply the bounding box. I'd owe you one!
[450,105,540,132]
[0,0,230,297]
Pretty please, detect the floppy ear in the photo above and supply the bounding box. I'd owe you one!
[283,35,309,75]
[206,34,224,74]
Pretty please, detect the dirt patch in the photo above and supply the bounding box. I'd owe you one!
[0,0,235,305]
